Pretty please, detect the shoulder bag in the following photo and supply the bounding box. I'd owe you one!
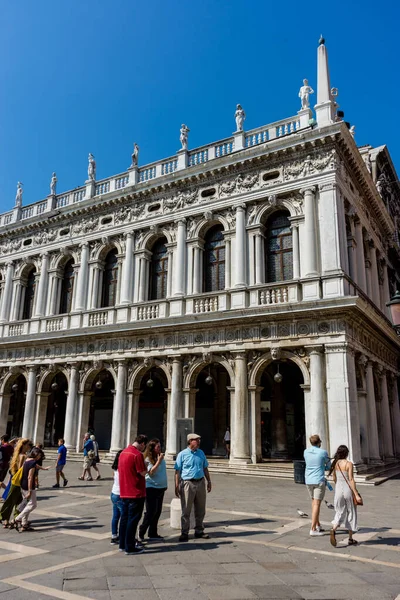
[337,462,363,506]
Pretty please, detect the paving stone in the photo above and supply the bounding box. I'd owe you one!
[107,575,154,589]
[150,574,198,589]
[110,591,160,600]
[233,571,283,586]
[200,583,257,599]
[156,587,209,600]
[183,562,228,574]
[222,562,269,574]
[193,573,234,586]
[63,576,109,591]
[247,585,303,599]
[144,563,191,575]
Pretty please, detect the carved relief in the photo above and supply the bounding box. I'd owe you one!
[72,216,99,235]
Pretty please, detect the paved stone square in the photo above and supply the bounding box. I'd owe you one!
[0,462,399,599]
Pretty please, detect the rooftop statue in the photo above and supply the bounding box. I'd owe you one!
[15,182,23,207]
[50,172,57,196]
[131,142,139,167]
[88,153,96,181]
[298,79,314,110]
[180,124,190,151]
[235,104,246,132]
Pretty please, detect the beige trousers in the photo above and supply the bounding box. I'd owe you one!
[180,478,206,535]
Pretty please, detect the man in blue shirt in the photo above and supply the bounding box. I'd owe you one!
[53,438,68,488]
[304,434,331,536]
[78,433,94,481]
[174,433,212,542]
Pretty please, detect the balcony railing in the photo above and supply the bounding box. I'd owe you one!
[0,112,306,227]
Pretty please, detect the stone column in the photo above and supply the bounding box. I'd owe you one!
[184,388,197,419]
[291,224,300,279]
[76,391,92,451]
[22,366,37,439]
[10,280,23,321]
[325,345,361,463]
[230,352,250,463]
[309,347,328,446]
[110,360,127,452]
[64,363,80,449]
[249,385,262,464]
[368,241,381,307]
[379,369,394,458]
[0,262,14,322]
[365,360,381,461]
[89,263,101,309]
[75,243,89,311]
[34,253,49,317]
[166,250,173,298]
[354,221,367,291]
[0,393,11,432]
[356,355,369,462]
[33,392,50,445]
[127,388,141,443]
[166,357,183,458]
[193,246,201,294]
[255,233,264,285]
[318,182,345,273]
[235,205,247,287]
[381,259,391,318]
[120,233,134,305]
[301,187,318,276]
[173,220,186,296]
[225,237,231,289]
[388,375,400,456]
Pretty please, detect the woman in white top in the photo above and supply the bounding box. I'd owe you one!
[110,450,123,545]
[223,427,230,459]
[329,445,362,547]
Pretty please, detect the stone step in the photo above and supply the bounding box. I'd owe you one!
[42,449,400,485]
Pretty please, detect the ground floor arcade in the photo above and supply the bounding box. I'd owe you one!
[1,342,399,467]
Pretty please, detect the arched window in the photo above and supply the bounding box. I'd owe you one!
[150,238,168,300]
[204,225,225,292]
[59,259,75,314]
[266,211,293,282]
[101,249,118,308]
[22,268,36,320]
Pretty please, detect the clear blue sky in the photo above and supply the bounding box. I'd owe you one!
[0,1,398,212]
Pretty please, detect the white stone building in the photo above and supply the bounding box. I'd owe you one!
[0,38,399,470]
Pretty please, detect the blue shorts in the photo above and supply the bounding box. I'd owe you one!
[56,465,65,473]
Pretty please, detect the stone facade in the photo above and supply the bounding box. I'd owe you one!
[0,39,399,468]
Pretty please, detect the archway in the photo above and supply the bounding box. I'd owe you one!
[260,360,305,459]
[138,369,168,448]
[195,363,230,456]
[43,372,68,447]
[89,370,114,449]
[7,374,27,438]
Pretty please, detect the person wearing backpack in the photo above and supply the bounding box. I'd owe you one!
[15,447,45,532]
[0,435,16,484]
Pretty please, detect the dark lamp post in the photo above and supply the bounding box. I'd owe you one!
[387,291,400,335]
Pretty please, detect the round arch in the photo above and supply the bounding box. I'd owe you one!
[184,356,235,389]
[196,217,229,240]
[258,200,298,225]
[249,351,310,387]
[128,359,172,391]
[1,368,27,395]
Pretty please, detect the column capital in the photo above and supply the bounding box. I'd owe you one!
[79,241,89,249]
[308,345,324,355]
[236,204,246,212]
[124,232,134,240]
[230,350,247,360]
[324,343,348,354]
[300,186,316,195]
[318,182,336,193]
[5,260,14,268]
[66,361,81,370]
[175,218,187,225]
[27,365,38,374]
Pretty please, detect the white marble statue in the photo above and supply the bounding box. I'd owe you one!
[88,153,96,181]
[131,143,139,167]
[235,104,246,132]
[349,125,356,138]
[50,172,57,196]
[180,124,190,151]
[15,182,23,207]
[299,79,314,110]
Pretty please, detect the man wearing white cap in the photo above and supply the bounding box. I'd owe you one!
[174,433,212,542]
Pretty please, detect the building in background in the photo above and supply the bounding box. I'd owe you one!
[0,38,399,471]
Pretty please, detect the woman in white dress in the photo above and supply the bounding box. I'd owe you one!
[329,445,362,547]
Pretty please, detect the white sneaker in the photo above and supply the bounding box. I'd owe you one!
[309,529,324,536]
[316,526,325,532]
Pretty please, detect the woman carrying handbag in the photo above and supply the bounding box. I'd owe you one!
[329,445,363,547]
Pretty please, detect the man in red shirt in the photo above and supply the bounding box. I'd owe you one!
[118,434,148,555]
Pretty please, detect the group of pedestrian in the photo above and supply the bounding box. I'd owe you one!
[304,434,363,547]
[79,433,101,481]
[0,434,69,531]
[110,432,211,555]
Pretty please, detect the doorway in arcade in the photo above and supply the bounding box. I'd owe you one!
[260,360,305,459]
[138,369,168,449]
[89,370,114,450]
[195,363,230,456]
